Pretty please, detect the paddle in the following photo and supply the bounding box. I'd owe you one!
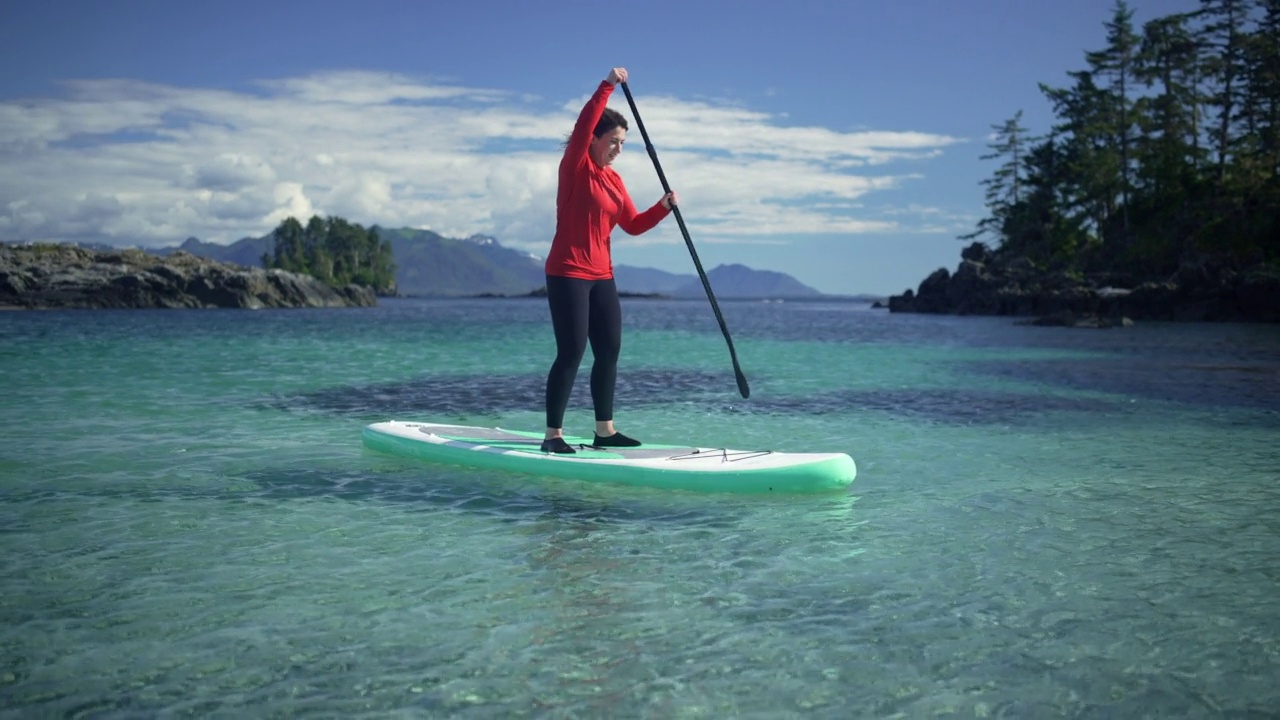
[619,80,750,400]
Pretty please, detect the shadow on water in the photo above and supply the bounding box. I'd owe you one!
[261,368,731,419]
[264,368,1127,426]
[0,466,759,533]
[968,357,1280,415]
[233,463,750,530]
[734,388,1123,424]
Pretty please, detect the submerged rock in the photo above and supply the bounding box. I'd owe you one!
[1016,311,1135,329]
[0,244,376,310]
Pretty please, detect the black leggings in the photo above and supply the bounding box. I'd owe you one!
[544,275,623,428]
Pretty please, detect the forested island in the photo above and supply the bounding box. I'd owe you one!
[0,243,375,310]
[263,216,397,294]
[891,0,1279,325]
[0,216,394,311]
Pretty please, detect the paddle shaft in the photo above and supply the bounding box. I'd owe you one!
[619,81,750,399]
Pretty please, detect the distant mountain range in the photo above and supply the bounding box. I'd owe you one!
[145,228,834,299]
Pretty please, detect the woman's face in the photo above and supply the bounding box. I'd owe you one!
[590,127,626,167]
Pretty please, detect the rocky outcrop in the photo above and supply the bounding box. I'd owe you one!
[0,244,376,310]
[888,243,1280,325]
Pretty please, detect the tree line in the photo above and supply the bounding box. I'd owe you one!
[263,215,396,292]
[969,0,1279,279]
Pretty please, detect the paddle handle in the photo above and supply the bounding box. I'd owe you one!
[619,81,750,399]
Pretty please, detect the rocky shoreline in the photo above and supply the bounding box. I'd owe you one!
[888,243,1280,326]
[0,244,376,310]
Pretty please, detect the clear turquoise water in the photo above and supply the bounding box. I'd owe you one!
[1,298,1277,717]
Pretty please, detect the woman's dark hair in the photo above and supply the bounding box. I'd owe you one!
[562,108,630,149]
[594,108,628,137]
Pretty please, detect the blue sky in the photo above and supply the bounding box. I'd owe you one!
[0,0,1198,295]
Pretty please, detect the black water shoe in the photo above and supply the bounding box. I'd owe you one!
[540,437,576,454]
[592,431,642,448]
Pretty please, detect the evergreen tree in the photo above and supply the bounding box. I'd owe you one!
[303,215,327,273]
[1019,134,1093,267]
[1197,0,1252,184]
[1247,0,1280,260]
[964,1,1278,276]
[1131,11,1209,270]
[1135,11,1206,194]
[964,111,1030,243]
[269,216,307,272]
[1086,0,1142,231]
[1041,70,1120,242]
[1250,0,1280,181]
[265,215,396,292]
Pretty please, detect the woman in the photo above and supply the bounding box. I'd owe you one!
[541,67,677,454]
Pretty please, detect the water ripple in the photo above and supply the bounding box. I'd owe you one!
[268,370,1125,426]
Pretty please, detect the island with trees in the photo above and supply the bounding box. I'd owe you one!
[263,216,397,295]
[890,0,1279,325]
[0,215,394,311]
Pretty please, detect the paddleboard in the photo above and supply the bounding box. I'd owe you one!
[362,421,856,494]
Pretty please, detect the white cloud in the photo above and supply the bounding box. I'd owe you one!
[0,71,962,252]
[265,182,315,227]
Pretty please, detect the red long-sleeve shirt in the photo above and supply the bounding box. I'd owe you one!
[544,81,670,280]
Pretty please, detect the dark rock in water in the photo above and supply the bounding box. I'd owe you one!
[1016,311,1134,329]
[0,244,376,310]
[888,241,1280,324]
[1235,265,1280,323]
